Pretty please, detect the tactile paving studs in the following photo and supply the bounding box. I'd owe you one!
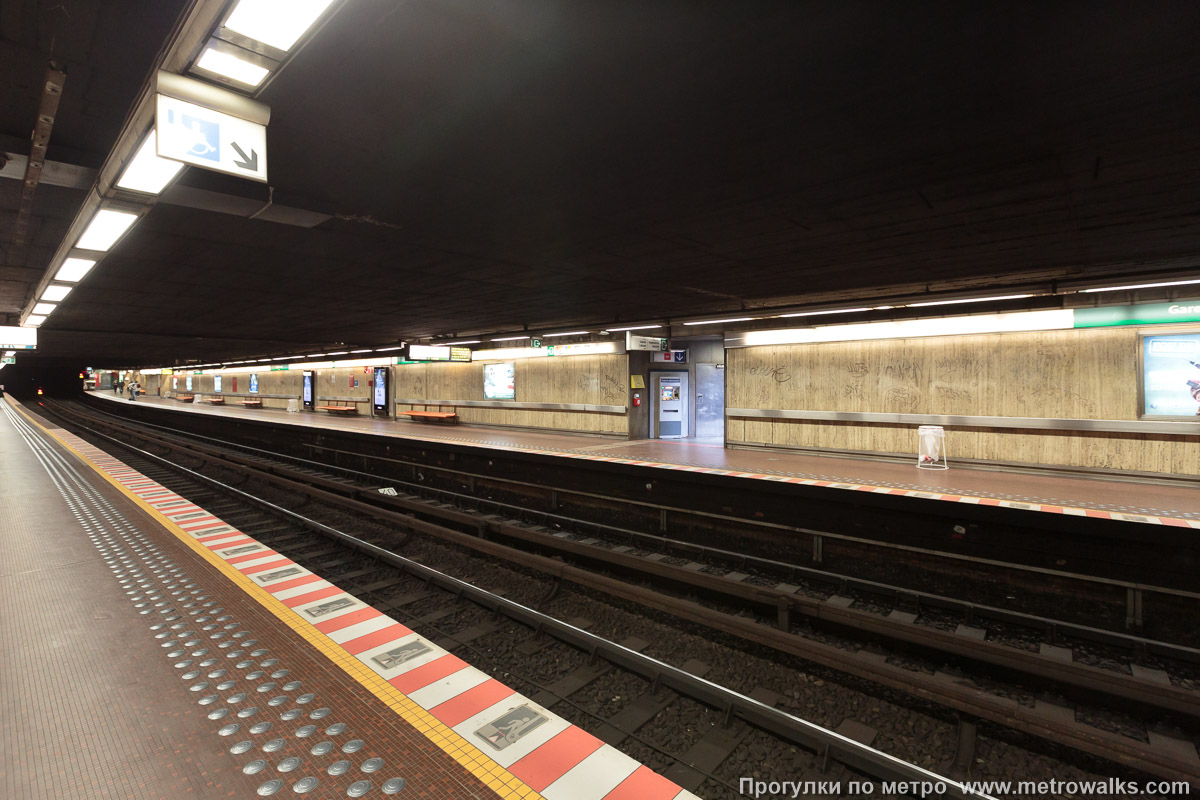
[247,670,265,680]
[237,707,259,719]
[325,723,346,736]
[218,723,241,736]
[271,669,290,679]
[198,695,219,706]
[381,778,406,794]
[251,648,269,657]
[263,739,286,753]
[268,696,290,707]
[295,725,317,738]
[227,693,248,704]
[244,759,268,775]
[309,707,331,720]
[230,740,255,755]
[182,670,202,680]
[361,758,383,773]
[280,709,303,722]
[278,756,303,773]
[296,693,316,704]
[207,708,230,721]
[341,739,365,754]
[257,779,283,796]
[328,760,350,776]
[250,721,272,735]
[310,742,334,756]
[348,781,372,797]
[293,777,319,794]
[217,680,237,691]
[258,683,278,693]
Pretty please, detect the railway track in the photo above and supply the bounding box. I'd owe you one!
[36,399,1200,792]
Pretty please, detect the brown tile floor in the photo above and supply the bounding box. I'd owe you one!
[1,399,497,799]
[91,390,1200,520]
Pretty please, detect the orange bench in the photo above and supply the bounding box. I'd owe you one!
[399,410,458,424]
[318,405,358,415]
[177,394,195,403]
[203,397,225,405]
[240,399,263,408]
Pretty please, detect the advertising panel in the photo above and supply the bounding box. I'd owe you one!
[186,375,193,391]
[249,374,259,393]
[373,366,389,414]
[1141,332,1200,418]
[302,371,314,410]
[213,375,222,393]
[483,363,515,400]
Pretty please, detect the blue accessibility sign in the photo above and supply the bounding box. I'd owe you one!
[166,108,220,162]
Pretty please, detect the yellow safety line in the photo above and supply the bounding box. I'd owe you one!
[13,400,544,800]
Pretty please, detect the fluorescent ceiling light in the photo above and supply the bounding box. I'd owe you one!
[742,309,1074,347]
[326,351,348,356]
[55,258,98,282]
[442,340,481,345]
[376,346,404,352]
[3,351,14,357]
[683,317,755,326]
[604,324,663,332]
[77,209,138,252]
[271,356,289,360]
[350,349,372,353]
[196,46,270,87]
[224,0,336,52]
[491,335,530,341]
[779,307,872,318]
[543,331,589,337]
[906,294,1032,308]
[1081,279,1200,293]
[25,315,47,327]
[116,133,184,194]
[40,285,73,302]
[873,305,895,310]
[32,303,57,315]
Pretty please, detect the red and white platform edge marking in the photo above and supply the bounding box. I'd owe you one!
[60,428,702,800]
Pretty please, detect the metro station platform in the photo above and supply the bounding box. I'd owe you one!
[1,396,700,800]
[88,390,1200,529]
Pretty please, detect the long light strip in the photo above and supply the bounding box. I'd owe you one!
[779,307,872,318]
[603,324,663,332]
[543,331,589,337]
[442,340,481,345]
[490,335,529,342]
[1081,279,1200,293]
[906,294,1033,308]
[740,309,1074,347]
[683,316,756,326]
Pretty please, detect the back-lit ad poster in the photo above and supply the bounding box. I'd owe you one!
[373,366,389,414]
[1142,332,1200,418]
[483,363,515,400]
[303,371,314,410]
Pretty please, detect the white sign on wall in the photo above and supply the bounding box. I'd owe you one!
[156,93,268,182]
[627,333,668,352]
[0,325,37,350]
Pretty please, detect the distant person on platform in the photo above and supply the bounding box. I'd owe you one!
[128,381,137,401]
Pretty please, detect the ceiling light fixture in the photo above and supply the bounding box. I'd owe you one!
[375,346,404,352]
[326,351,348,356]
[906,294,1033,308]
[40,285,73,302]
[24,315,47,327]
[223,0,337,52]
[196,46,270,87]
[490,335,530,341]
[442,340,481,346]
[76,209,138,252]
[543,331,589,337]
[54,258,98,283]
[115,132,184,194]
[1080,279,1200,293]
[350,348,372,353]
[31,303,56,315]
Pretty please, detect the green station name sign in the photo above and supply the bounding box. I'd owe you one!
[1074,301,1200,328]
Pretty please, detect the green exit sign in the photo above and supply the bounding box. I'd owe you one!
[1,357,14,364]
[531,338,542,348]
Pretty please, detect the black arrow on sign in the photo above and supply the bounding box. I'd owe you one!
[231,142,258,172]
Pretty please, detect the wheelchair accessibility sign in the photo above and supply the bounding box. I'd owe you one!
[155,93,268,182]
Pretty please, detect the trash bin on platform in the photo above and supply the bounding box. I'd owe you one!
[287,398,300,412]
[917,425,948,470]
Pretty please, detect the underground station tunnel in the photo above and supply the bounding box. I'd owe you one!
[3,2,1200,798]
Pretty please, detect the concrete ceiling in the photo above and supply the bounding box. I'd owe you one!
[4,0,1200,365]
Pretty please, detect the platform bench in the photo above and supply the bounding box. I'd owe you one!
[318,405,358,415]
[177,394,195,403]
[239,399,263,408]
[399,410,459,425]
[203,397,225,405]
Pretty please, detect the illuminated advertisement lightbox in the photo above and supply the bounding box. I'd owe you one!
[483,362,515,400]
[186,375,193,391]
[249,374,259,393]
[214,375,222,392]
[373,366,389,413]
[1142,332,1200,418]
[302,371,314,409]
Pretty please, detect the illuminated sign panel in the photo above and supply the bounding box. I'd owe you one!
[0,325,37,350]
[214,375,222,392]
[408,345,472,362]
